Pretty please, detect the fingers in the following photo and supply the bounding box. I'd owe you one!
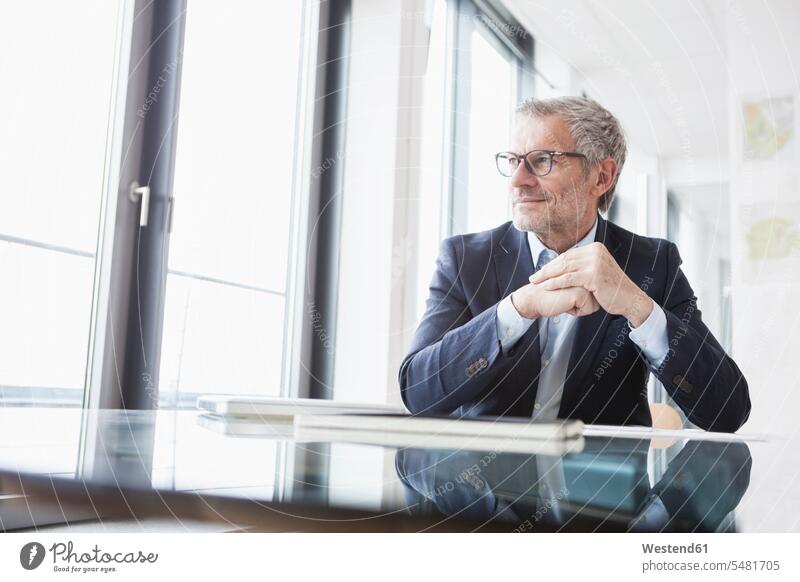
[573,288,600,316]
[529,243,608,285]
[580,297,600,316]
[533,287,577,319]
[530,253,591,284]
[530,283,577,319]
[537,272,589,291]
[529,256,567,284]
[534,286,599,318]
[537,292,569,317]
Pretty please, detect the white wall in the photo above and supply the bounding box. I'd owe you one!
[726,0,800,435]
[535,39,667,238]
[724,2,800,530]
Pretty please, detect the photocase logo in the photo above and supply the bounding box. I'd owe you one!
[16,541,158,574]
[20,542,46,570]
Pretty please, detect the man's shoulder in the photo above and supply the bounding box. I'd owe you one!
[604,219,675,263]
[440,221,516,254]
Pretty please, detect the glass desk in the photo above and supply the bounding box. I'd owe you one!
[0,407,795,532]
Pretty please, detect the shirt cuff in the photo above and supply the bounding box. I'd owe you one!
[496,295,536,352]
[628,299,669,368]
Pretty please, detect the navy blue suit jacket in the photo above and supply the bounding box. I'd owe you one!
[399,215,751,432]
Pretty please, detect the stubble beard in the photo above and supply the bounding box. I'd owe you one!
[511,185,593,249]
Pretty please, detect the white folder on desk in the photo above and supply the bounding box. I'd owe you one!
[294,413,585,454]
[197,395,406,418]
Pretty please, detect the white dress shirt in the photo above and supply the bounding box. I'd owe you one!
[495,218,670,421]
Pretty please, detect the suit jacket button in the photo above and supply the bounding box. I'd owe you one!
[673,374,693,393]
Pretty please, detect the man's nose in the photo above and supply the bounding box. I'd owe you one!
[510,160,539,189]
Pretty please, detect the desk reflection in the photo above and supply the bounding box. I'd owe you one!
[396,439,752,532]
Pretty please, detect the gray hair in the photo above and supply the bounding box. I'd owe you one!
[515,96,627,213]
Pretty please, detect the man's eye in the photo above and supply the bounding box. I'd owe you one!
[532,155,550,166]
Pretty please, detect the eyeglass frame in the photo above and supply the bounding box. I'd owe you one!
[495,149,587,178]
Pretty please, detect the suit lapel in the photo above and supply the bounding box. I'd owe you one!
[559,215,623,419]
[494,222,534,296]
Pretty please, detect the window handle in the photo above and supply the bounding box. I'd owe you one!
[129,181,151,227]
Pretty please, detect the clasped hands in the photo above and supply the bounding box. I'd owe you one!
[510,242,653,327]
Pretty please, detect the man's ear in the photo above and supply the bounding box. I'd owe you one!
[590,158,618,201]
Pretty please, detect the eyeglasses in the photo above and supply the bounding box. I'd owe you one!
[495,150,586,178]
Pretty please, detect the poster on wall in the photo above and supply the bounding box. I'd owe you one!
[742,96,795,162]
[740,201,800,283]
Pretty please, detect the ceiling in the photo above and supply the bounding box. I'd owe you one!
[505,0,731,164]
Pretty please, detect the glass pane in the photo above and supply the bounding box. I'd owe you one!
[159,276,284,405]
[0,1,120,253]
[159,0,305,405]
[465,29,515,233]
[0,246,94,397]
[0,0,122,407]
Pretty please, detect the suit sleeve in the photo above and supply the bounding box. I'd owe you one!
[398,238,517,415]
[645,242,751,432]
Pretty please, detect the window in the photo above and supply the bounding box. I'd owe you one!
[1,0,536,412]
[157,1,307,406]
[464,28,516,233]
[448,0,534,236]
[0,0,124,407]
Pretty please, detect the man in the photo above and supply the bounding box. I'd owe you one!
[398,97,750,432]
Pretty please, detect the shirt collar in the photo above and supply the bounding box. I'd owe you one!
[526,214,599,266]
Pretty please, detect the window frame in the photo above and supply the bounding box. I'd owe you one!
[82,0,348,409]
